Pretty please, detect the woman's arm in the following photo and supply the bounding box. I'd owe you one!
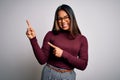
[29,31,52,65]
[62,36,88,70]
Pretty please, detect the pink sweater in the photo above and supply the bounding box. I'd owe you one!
[30,31,88,70]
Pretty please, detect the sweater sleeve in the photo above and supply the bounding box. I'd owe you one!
[62,36,88,70]
[29,31,52,65]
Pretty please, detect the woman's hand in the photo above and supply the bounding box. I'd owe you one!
[26,20,36,39]
[48,42,63,58]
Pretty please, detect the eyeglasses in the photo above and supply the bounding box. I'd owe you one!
[57,16,70,21]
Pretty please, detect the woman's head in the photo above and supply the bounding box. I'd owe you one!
[52,4,81,38]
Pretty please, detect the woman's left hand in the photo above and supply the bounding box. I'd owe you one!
[48,42,63,58]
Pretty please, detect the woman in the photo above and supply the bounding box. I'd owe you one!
[26,4,88,80]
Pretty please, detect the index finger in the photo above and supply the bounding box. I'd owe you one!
[26,20,32,28]
[48,42,57,48]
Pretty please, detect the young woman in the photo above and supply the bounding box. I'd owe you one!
[26,4,88,80]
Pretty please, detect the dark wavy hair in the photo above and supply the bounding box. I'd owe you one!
[52,4,81,39]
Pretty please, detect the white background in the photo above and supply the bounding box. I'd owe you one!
[0,0,120,80]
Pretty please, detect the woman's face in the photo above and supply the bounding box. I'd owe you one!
[57,10,70,31]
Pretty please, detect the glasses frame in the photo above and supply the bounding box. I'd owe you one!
[57,15,70,22]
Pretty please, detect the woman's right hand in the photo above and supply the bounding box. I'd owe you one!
[26,20,36,39]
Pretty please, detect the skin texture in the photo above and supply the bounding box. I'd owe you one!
[57,10,70,31]
[26,20,36,39]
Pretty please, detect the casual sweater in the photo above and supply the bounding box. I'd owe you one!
[30,31,88,70]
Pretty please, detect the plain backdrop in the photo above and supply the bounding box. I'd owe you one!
[0,0,120,80]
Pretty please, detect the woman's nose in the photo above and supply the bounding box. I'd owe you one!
[61,18,66,23]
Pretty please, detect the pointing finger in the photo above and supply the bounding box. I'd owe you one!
[26,20,32,28]
[48,42,57,49]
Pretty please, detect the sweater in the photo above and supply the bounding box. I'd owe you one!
[30,31,88,70]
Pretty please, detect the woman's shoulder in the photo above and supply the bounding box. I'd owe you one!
[46,31,53,35]
[77,34,88,41]
[45,31,54,37]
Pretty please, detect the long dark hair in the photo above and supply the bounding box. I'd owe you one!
[52,4,81,39]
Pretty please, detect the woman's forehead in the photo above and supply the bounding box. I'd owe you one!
[58,10,68,17]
